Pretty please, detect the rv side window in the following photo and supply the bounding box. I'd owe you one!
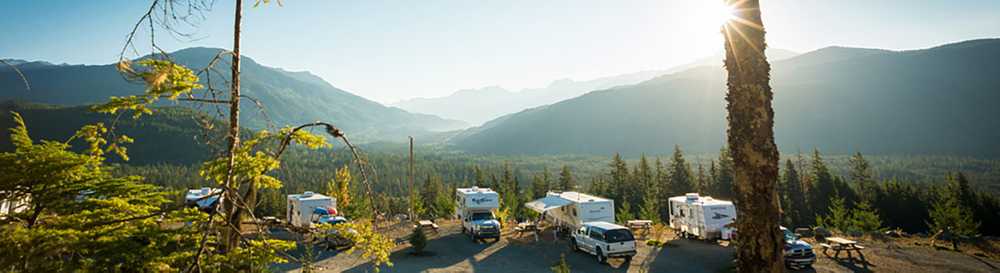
[589,228,605,241]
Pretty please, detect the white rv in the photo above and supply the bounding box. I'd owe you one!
[185,187,221,211]
[455,187,502,241]
[526,191,615,231]
[287,191,337,228]
[668,193,737,240]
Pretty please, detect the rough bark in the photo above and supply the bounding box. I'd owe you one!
[222,0,244,252]
[721,0,784,272]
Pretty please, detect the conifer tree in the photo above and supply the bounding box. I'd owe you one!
[617,200,635,223]
[780,159,806,225]
[714,147,736,200]
[721,0,784,269]
[559,165,577,192]
[809,149,837,218]
[668,145,695,197]
[849,152,876,203]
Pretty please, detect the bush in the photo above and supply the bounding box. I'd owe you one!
[409,227,428,254]
[551,253,571,273]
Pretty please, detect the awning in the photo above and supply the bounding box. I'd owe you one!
[525,195,572,213]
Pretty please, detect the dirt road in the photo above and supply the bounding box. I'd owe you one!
[277,221,999,273]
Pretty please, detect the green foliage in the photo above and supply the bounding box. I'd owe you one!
[558,165,576,191]
[550,253,571,273]
[928,175,980,238]
[668,145,695,197]
[617,200,634,224]
[850,201,884,234]
[409,227,428,254]
[94,59,202,119]
[330,221,394,271]
[0,111,206,271]
[816,197,852,233]
[639,194,660,223]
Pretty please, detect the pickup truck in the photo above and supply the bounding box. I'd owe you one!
[461,211,501,242]
[781,226,816,269]
[569,222,637,264]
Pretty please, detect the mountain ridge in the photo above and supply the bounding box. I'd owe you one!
[451,39,1000,157]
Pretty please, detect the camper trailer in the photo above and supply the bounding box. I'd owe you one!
[668,193,736,240]
[287,191,337,228]
[185,187,221,211]
[455,187,501,241]
[526,191,615,232]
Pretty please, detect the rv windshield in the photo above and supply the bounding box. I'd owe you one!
[604,228,635,243]
[471,212,494,221]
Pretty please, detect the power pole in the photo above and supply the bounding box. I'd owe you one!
[409,136,415,221]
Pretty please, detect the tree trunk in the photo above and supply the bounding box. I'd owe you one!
[721,0,783,272]
[222,0,244,252]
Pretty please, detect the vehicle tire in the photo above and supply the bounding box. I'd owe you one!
[596,249,606,264]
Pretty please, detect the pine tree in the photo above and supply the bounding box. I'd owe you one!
[809,149,837,219]
[668,145,695,197]
[721,0,784,270]
[780,159,806,225]
[559,165,577,192]
[850,201,883,234]
[655,157,671,221]
[639,194,660,223]
[617,200,635,223]
[929,174,980,249]
[609,153,630,203]
[816,197,851,233]
[714,147,736,200]
[531,174,548,199]
[695,163,707,193]
[849,152,876,203]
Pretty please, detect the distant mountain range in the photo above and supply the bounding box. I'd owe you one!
[393,48,798,126]
[451,39,1000,157]
[0,48,466,142]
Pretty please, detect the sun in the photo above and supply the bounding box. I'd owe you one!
[692,1,737,29]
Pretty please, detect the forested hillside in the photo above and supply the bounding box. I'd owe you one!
[0,101,219,165]
[0,48,465,142]
[453,39,1000,156]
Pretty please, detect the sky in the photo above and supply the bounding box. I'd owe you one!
[3,0,999,104]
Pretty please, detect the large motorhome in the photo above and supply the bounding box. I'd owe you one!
[455,187,501,241]
[526,191,615,232]
[287,191,337,228]
[668,193,736,240]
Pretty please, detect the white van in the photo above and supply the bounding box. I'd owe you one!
[570,222,637,264]
[668,193,736,240]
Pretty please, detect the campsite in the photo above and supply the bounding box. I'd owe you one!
[275,219,1000,273]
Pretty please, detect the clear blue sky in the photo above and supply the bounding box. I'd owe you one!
[3,0,998,103]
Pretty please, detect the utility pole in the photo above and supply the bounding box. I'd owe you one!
[409,136,415,221]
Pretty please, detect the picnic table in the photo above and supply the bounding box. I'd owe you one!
[414,220,439,233]
[514,221,540,241]
[820,237,866,261]
[626,220,653,239]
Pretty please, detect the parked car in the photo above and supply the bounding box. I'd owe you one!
[569,222,637,264]
[782,226,816,269]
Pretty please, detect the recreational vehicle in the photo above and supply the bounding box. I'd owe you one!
[668,193,736,240]
[185,187,221,211]
[287,191,337,228]
[455,187,501,241]
[526,191,615,232]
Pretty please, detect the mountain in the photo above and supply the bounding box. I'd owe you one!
[0,48,466,142]
[0,101,218,165]
[451,39,1000,157]
[393,48,797,126]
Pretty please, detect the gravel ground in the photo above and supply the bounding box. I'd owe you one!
[277,221,999,273]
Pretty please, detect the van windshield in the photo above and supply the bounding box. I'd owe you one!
[604,229,634,243]
[471,212,494,221]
